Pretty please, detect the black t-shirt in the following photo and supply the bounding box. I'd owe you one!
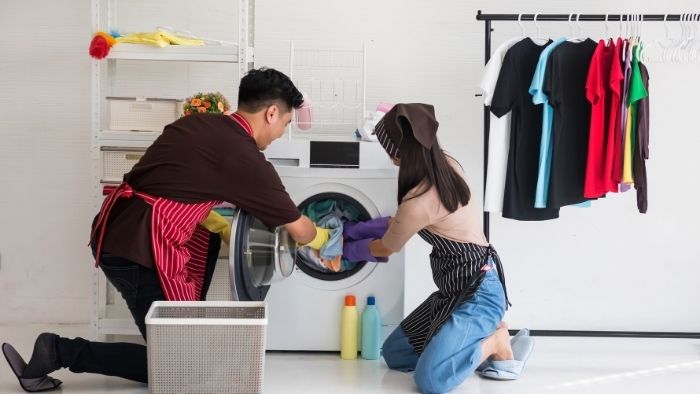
[491,38,559,221]
[97,114,301,268]
[543,39,598,208]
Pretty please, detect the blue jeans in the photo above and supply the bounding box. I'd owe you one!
[383,268,506,394]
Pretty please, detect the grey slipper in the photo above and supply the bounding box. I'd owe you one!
[478,333,534,380]
[2,343,62,392]
[476,328,529,373]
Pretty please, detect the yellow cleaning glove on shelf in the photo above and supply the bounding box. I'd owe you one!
[200,211,231,246]
[116,31,204,47]
[304,226,331,250]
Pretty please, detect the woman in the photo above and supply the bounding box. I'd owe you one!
[343,103,533,393]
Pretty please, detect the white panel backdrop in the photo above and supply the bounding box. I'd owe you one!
[1,0,698,332]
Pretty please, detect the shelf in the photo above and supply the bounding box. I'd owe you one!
[93,0,254,342]
[99,130,161,146]
[107,43,242,63]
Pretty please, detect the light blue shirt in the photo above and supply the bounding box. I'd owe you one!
[529,38,591,208]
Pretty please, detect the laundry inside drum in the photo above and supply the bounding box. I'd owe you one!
[296,193,371,281]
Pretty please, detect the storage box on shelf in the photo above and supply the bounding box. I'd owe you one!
[108,97,181,132]
[100,146,146,184]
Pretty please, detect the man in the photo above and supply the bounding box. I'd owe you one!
[2,68,329,392]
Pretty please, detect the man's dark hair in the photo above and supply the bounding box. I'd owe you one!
[238,67,304,113]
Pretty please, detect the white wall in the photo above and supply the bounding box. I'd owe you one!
[0,0,93,324]
[1,0,698,331]
[256,0,700,332]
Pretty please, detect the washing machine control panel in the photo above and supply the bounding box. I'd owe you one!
[309,141,360,168]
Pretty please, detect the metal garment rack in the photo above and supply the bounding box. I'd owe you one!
[475,11,700,339]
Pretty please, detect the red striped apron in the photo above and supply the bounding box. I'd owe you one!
[91,113,254,301]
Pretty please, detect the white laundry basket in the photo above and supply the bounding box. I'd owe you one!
[145,301,267,394]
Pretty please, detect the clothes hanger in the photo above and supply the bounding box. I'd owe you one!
[618,13,623,39]
[604,14,610,41]
[529,13,550,45]
[685,13,693,62]
[603,14,615,47]
[653,14,671,63]
[638,14,648,63]
[662,13,683,63]
[567,13,575,40]
[691,13,700,63]
[518,13,526,37]
[681,13,692,62]
[576,14,584,38]
[622,14,630,56]
[671,13,683,63]
[673,13,689,63]
[635,14,644,61]
[567,13,586,42]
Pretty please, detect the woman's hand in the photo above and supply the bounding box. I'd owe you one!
[369,239,395,258]
[343,216,391,240]
[343,238,389,263]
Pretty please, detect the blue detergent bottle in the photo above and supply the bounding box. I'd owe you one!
[361,296,381,360]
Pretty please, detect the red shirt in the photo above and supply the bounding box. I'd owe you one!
[584,39,616,198]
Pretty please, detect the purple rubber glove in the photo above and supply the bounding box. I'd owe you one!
[342,238,388,263]
[343,216,390,241]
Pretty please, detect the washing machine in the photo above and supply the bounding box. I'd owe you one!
[205,138,405,351]
[265,138,405,351]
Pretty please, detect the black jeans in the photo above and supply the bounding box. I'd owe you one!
[57,234,221,383]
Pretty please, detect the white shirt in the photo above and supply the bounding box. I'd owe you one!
[478,37,523,213]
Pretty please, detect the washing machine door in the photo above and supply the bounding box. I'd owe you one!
[228,209,296,301]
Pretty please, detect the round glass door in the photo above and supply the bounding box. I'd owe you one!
[229,209,296,301]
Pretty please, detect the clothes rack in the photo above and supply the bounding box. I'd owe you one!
[475,11,700,340]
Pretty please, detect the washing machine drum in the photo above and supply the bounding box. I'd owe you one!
[228,209,296,301]
[227,193,371,300]
[295,193,370,281]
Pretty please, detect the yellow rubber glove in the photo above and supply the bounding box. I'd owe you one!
[116,32,170,47]
[303,226,331,250]
[115,32,204,47]
[157,30,204,46]
[200,211,231,246]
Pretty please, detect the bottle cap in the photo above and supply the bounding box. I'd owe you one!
[345,295,356,306]
[367,296,376,305]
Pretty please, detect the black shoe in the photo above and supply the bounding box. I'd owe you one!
[21,333,61,379]
[2,342,62,392]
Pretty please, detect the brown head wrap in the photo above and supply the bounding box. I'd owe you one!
[373,103,439,158]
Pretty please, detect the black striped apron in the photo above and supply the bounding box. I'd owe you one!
[400,229,509,354]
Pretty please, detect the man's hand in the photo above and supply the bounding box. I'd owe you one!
[284,215,317,245]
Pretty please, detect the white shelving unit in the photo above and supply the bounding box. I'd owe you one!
[90,0,255,339]
[107,43,241,63]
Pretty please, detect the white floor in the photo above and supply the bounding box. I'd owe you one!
[1,324,698,393]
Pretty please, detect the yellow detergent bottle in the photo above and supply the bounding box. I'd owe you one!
[340,295,358,359]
